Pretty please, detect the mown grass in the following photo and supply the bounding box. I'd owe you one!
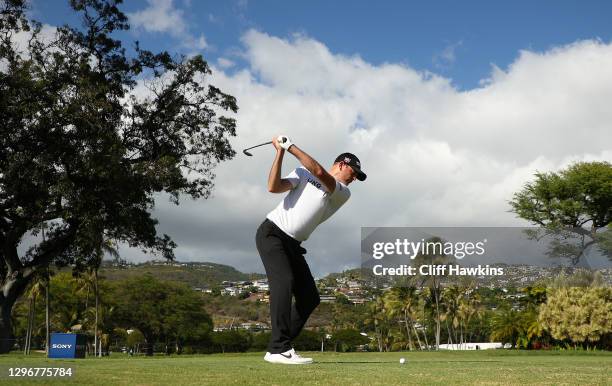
[1,350,611,385]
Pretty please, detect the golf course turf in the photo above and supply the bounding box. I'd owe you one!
[1,350,610,385]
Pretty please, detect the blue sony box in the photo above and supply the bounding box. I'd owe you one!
[48,333,87,358]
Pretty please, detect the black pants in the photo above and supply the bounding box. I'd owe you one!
[255,219,320,353]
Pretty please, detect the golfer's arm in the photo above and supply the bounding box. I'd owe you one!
[268,149,293,193]
[288,145,336,192]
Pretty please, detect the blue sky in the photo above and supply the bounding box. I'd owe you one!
[21,0,612,275]
[30,0,612,90]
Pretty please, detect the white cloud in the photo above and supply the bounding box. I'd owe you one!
[15,26,610,276]
[157,32,609,276]
[434,40,463,68]
[128,0,186,35]
[217,57,235,69]
[128,0,208,51]
[2,23,58,58]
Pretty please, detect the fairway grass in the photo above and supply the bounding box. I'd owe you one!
[1,350,611,385]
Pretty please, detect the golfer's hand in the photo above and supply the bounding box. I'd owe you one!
[272,136,284,151]
[276,135,294,150]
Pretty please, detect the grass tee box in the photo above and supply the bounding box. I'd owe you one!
[2,350,611,385]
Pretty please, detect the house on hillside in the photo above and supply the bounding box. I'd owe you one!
[222,287,240,296]
[253,280,269,291]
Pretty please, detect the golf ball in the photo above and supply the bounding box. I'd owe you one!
[400,358,405,364]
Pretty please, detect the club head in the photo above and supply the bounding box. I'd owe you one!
[243,149,253,156]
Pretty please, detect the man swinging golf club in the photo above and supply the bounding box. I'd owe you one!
[256,135,366,364]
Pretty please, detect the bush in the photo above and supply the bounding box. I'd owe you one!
[293,330,322,351]
[251,332,271,351]
[331,329,369,352]
[211,330,251,353]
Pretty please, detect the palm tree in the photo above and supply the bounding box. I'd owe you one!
[89,236,119,357]
[24,275,46,354]
[518,305,544,349]
[413,236,455,349]
[384,287,422,350]
[74,233,119,357]
[441,286,461,347]
[416,293,430,349]
[75,271,96,354]
[463,292,485,343]
[490,307,523,347]
[41,222,51,356]
[422,284,444,349]
[83,303,115,355]
[75,273,94,311]
[364,296,390,352]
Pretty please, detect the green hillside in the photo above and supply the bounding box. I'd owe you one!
[99,261,266,288]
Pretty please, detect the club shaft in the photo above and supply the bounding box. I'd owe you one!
[244,141,272,151]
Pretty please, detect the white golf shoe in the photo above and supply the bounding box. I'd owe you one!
[264,349,313,364]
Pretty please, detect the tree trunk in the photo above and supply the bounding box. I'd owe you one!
[446,319,453,346]
[43,227,50,356]
[146,340,154,356]
[433,287,441,350]
[25,296,34,354]
[1,273,34,353]
[45,271,50,356]
[412,323,423,350]
[376,326,382,352]
[1,225,77,354]
[421,323,429,350]
[1,304,16,354]
[94,269,99,357]
[403,311,414,350]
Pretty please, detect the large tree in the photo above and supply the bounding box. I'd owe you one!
[0,0,237,353]
[113,275,213,355]
[510,161,612,263]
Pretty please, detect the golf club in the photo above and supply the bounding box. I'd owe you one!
[243,137,286,156]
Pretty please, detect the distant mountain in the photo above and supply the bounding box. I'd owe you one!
[99,261,266,288]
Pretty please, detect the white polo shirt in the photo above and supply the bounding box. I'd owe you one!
[266,167,351,241]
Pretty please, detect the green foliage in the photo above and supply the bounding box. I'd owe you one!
[331,329,369,352]
[293,329,323,351]
[11,265,610,354]
[547,269,605,288]
[100,262,264,289]
[250,331,271,351]
[126,329,146,348]
[490,307,522,346]
[335,293,351,305]
[510,161,612,229]
[510,162,612,264]
[521,286,547,306]
[211,330,251,353]
[112,275,213,347]
[539,287,612,345]
[1,0,238,352]
[202,293,269,323]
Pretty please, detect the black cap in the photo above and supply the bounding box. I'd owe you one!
[335,153,367,181]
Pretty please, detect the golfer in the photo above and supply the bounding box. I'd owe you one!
[256,135,366,364]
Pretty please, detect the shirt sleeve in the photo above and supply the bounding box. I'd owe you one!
[329,180,351,206]
[283,168,302,189]
[318,180,351,224]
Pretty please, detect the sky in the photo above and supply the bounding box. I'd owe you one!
[20,0,612,277]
